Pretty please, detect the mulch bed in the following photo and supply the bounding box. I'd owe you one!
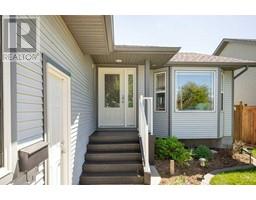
[155,149,251,185]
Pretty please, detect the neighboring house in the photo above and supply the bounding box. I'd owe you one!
[1,16,256,185]
[213,38,256,105]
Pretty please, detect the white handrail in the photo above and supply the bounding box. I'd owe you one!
[139,95,153,174]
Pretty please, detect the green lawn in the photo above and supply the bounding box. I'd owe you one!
[210,168,256,185]
[252,149,256,158]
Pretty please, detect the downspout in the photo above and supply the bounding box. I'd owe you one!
[234,65,248,79]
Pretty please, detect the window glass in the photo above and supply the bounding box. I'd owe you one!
[176,71,214,111]
[128,74,133,108]
[154,72,166,111]
[0,58,3,167]
[156,93,165,111]
[105,74,120,108]
[156,73,165,91]
[221,72,224,111]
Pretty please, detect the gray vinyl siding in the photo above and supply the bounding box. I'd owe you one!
[16,16,96,184]
[150,68,169,137]
[218,42,256,105]
[223,70,233,137]
[171,66,218,139]
[138,65,145,96]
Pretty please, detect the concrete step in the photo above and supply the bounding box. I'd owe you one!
[87,143,140,152]
[85,152,142,162]
[83,160,143,173]
[89,132,139,144]
[80,172,144,185]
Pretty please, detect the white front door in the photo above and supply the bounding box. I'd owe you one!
[98,68,136,128]
[47,63,71,185]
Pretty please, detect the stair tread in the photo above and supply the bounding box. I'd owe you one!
[84,160,142,164]
[87,150,140,153]
[87,152,141,154]
[88,142,139,145]
[81,172,143,177]
[91,131,138,136]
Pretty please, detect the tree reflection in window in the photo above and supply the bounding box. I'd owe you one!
[105,74,120,107]
[128,74,133,108]
[176,71,214,111]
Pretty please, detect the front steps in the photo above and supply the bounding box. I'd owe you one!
[79,131,144,185]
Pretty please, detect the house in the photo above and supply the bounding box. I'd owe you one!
[213,38,256,105]
[1,15,256,185]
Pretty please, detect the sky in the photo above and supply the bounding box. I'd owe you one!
[113,15,256,54]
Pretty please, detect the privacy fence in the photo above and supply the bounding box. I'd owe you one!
[234,102,256,145]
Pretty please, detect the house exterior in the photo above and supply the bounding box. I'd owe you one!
[1,15,256,185]
[213,38,256,105]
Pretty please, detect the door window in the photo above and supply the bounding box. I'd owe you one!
[105,74,120,108]
[128,74,134,108]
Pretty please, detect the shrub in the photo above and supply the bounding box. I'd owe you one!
[193,145,213,160]
[155,137,192,166]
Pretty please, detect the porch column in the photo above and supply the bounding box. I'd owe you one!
[145,59,150,97]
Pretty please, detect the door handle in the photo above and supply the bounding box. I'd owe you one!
[61,142,66,154]
[121,95,125,103]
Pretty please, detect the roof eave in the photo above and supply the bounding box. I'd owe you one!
[213,40,229,56]
[104,15,115,53]
[213,38,256,56]
[114,45,181,55]
[165,62,256,69]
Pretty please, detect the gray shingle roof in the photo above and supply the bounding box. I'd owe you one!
[167,52,256,67]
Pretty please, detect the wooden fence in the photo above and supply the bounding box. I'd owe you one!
[234,102,256,145]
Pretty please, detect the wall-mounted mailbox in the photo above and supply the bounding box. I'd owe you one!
[19,141,48,172]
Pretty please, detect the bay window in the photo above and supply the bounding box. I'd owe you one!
[175,71,215,111]
[154,72,166,112]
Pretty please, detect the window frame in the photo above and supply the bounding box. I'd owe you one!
[174,70,216,113]
[220,71,224,111]
[154,71,167,112]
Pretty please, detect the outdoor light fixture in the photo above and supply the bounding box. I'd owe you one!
[199,158,207,167]
[115,59,123,63]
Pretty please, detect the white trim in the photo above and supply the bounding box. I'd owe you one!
[46,63,71,185]
[154,71,167,112]
[0,61,16,180]
[174,70,216,113]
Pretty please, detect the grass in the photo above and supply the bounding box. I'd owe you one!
[252,149,256,158]
[210,168,256,185]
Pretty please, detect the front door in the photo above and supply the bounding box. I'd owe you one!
[98,68,136,128]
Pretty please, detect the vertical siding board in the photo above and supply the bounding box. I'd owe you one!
[16,15,96,184]
[223,71,233,136]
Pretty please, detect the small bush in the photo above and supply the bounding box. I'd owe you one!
[193,145,213,160]
[155,137,192,166]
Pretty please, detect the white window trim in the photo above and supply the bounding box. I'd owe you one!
[174,70,216,113]
[154,71,167,112]
[0,62,15,180]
